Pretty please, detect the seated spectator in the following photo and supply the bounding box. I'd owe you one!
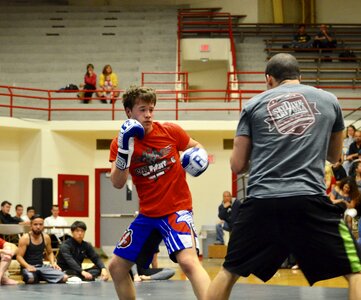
[325,161,336,196]
[22,206,36,223]
[290,24,313,49]
[215,191,241,245]
[98,64,119,104]
[78,63,97,104]
[343,125,356,155]
[0,201,29,243]
[313,24,337,49]
[16,215,68,284]
[13,204,25,223]
[130,230,175,282]
[351,161,361,245]
[103,75,114,102]
[351,160,361,192]
[131,253,175,282]
[57,221,109,281]
[0,201,21,224]
[349,157,361,178]
[0,237,18,285]
[344,130,361,175]
[331,160,347,182]
[329,177,360,229]
[215,191,232,245]
[44,205,71,249]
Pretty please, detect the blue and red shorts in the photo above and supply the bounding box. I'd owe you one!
[113,210,199,267]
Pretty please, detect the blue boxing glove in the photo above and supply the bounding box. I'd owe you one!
[180,147,209,177]
[116,119,145,170]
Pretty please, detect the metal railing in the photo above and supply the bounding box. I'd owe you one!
[1,84,360,122]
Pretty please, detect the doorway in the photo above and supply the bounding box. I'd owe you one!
[95,168,139,257]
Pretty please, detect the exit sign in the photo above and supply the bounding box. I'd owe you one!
[200,44,210,52]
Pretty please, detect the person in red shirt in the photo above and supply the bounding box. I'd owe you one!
[0,237,18,285]
[79,63,97,104]
[108,86,210,300]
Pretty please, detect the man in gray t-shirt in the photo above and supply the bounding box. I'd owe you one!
[237,77,344,198]
[207,53,361,300]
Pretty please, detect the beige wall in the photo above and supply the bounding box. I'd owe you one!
[69,0,258,22]
[315,0,361,23]
[258,0,361,24]
[0,117,237,246]
[188,0,258,22]
[181,39,232,97]
[0,130,21,203]
[68,0,361,24]
[181,39,231,61]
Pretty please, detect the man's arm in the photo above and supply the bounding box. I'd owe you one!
[58,242,83,274]
[327,131,343,164]
[84,242,108,280]
[110,161,129,189]
[44,234,60,270]
[345,143,359,161]
[0,213,19,224]
[16,235,35,271]
[230,136,252,174]
[218,204,232,223]
[185,137,204,150]
[111,119,144,189]
[85,242,105,270]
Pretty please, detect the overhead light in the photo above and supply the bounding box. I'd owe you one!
[200,58,209,62]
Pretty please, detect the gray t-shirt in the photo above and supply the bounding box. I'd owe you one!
[236,83,344,198]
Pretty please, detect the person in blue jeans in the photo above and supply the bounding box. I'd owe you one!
[215,191,233,245]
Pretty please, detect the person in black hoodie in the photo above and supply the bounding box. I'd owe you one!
[214,191,241,245]
[57,221,109,281]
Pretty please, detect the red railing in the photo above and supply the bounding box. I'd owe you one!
[0,85,248,121]
[1,84,360,122]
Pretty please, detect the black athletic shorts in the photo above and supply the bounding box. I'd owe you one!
[223,195,361,285]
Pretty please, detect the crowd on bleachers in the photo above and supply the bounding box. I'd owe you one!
[77,63,120,104]
[283,24,337,49]
[326,126,361,235]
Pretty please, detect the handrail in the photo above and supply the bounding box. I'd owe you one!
[343,105,361,120]
[177,12,182,78]
[1,84,360,122]
[0,85,245,121]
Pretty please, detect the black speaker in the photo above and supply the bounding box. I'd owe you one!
[32,178,53,218]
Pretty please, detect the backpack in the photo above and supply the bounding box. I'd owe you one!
[64,84,79,91]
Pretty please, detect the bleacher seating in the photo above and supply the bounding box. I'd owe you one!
[235,28,361,124]
[0,4,360,123]
[234,23,361,40]
[263,38,361,87]
[0,5,179,90]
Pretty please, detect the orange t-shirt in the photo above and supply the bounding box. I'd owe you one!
[109,122,192,217]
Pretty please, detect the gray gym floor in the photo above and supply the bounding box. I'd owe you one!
[1,280,347,300]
